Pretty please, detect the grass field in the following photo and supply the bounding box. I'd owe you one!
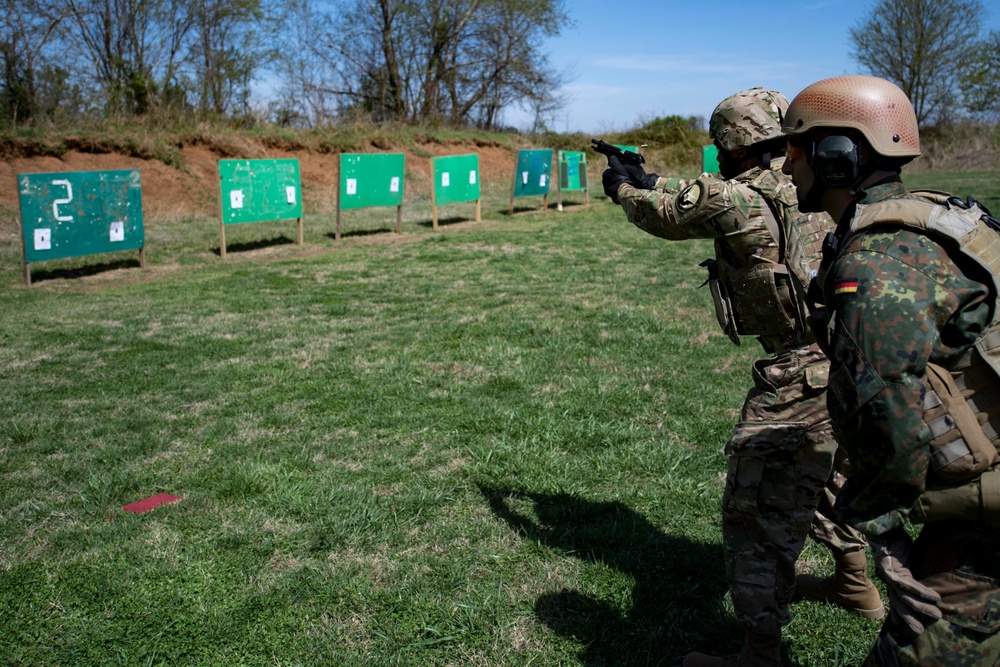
[1,171,997,666]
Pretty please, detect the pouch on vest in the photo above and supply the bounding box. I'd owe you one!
[700,258,741,346]
[923,362,999,484]
[913,471,1000,526]
[724,263,799,338]
[910,480,983,523]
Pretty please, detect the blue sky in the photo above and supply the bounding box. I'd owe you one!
[510,0,1000,133]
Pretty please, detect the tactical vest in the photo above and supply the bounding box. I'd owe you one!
[847,190,1000,485]
[704,167,828,353]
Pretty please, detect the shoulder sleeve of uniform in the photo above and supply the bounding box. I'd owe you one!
[656,176,691,193]
[617,174,736,241]
[672,174,735,221]
[826,234,940,406]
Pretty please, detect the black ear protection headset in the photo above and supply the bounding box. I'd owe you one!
[807,135,861,187]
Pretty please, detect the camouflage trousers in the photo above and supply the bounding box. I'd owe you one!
[863,521,1000,666]
[721,342,867,634]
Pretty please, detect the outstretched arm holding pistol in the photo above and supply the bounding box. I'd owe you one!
[591,139,660,203]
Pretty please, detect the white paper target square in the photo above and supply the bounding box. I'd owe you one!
[521,171,528,184]
[286,186,297,204]
[390,177,400,193]
[540,174,547,187]
[109,221,125,242]
[469,171,477,185]
[34,228,51,251]
[346,179,357,195]
[230,190,244,209]
[442,172,451,187]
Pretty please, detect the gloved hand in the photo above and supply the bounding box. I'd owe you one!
[602,155,659,204]
[871,529,942,637]
[602,157,628,203]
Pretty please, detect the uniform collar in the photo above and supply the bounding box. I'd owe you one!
[856,175,908,206]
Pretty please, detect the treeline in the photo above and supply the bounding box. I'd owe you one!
[851,0,1000,125]
[0,0,569,130]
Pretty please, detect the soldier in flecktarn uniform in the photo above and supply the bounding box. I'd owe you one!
[601,88,879,667]
[783,74,1000,666]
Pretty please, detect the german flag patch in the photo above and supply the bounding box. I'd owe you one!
[833,279,859,295]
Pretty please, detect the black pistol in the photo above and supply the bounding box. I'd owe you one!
[590,139,644,166]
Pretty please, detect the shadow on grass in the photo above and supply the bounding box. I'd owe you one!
[28,257,143,283]
[326,227,396,240]
[504,201,592,216]
[479,485,739,666]
[414,216,475,229]
[214,235,297,256]
[550,201,590,213]
[504,204,547,216]
[502,199,595,217]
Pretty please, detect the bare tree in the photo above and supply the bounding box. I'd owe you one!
[849,0,984,125]
[153,0,198,111]
[187,0,275,117]
[331,0,419,121]
[19,0,275,120]
[317,0,570,128]
[270,0,343,126]
[40,0,197,117]
[458,0,568,129]
[960,30,1000,120]
[410,1,478,123]
[9,0,569,126]
[56,0,164,115]
[0,0,67,123]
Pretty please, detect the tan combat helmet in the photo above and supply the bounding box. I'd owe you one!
[709,88,789,152]
[782,75,920,159]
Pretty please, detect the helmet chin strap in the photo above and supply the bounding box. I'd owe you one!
[847,163,878,201]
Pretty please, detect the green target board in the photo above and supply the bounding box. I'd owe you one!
[432,154,480,205]
[702,144,720,174]
[219,159,302,224]
[513,149,552,198]
[18,169,144,265]
[558,151,588,191]
[339,153,405,210]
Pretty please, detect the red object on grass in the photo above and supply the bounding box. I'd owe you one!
[122,494,182,514]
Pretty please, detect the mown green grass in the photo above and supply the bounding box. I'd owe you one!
[902,170,1000,213]
[1,172,996,666]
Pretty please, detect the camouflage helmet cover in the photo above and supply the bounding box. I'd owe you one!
[709,87,789,152]
[781,75,920,159]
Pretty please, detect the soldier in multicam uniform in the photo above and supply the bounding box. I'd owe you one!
[601,88,880,667]
[782,74,1000,665]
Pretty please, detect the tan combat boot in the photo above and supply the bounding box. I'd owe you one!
[795,549,884,619]
[682,630,783,667]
